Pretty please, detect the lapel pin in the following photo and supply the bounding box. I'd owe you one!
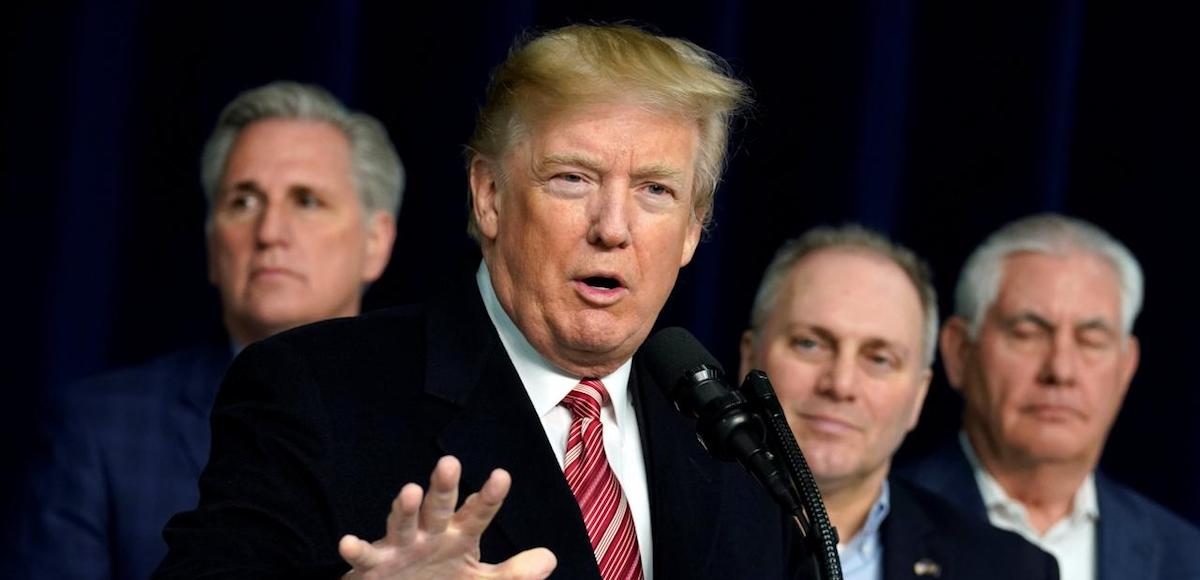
[913,558,942,577]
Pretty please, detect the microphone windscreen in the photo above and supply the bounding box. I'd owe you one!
[641,327,725,395]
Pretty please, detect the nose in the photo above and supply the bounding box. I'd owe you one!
[587,185,632,249]
[254,200,291,248]
[1037,331,1078,387]
[815,350,857,401]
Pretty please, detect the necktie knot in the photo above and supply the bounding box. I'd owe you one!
[562,378,608,421]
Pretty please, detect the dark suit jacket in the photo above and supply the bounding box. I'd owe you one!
[882,479,1059,580]
[9,342,231,580]
[155,284,801,579]
[900,440,1200,580]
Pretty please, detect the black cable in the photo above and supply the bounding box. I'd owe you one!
[742,370,843,580]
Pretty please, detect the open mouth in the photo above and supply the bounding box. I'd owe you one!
[583,276,622,290]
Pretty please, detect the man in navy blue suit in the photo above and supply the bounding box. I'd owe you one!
[739,225,1058,579]
[10,81,403,580]
[902,214,1200,580]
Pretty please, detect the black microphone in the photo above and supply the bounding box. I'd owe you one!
[642,327,801,515]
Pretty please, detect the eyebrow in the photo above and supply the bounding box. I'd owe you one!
[1005,312,1055,332]
[789,323,909,358]
[229,180,265,195]
[630,163,685,184]
[537,154,685,184]
[862,337,909,359]
[538,153,605,175]
[1005,311,1116,334]
[1076,318,1116,334]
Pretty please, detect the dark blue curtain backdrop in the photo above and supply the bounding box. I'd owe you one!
[4,1,1198,526]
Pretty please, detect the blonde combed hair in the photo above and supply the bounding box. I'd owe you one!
[466,24,750,240]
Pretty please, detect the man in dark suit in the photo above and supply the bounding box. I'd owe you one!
[156,24,800,580]
[9,81,402,580]
[739,225,1059,579]
[901,214,1200,580]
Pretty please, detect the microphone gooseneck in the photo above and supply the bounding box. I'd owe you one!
[643,327,844,580]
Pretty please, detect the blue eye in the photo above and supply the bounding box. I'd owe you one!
[791,337,818,350]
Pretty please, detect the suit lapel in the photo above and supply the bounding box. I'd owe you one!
[907,439,990,521]
[881,481,947,580]
[632,357,724,579]
[177,341,235,473]
[423,283,601,579]
[1095,475,1158,580]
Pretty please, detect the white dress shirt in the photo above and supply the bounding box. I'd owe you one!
[477,263,654,577]
[960,432,1098,580]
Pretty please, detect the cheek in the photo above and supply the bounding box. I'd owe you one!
[317,228,369,276]
[976,349,1032,404]
[211,230,251,270]
[762,356,819,408]
[873,387,919,432]
[1084,366,1126,410]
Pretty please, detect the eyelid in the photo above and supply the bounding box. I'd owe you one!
[1010,321,1050,336]
[644,182,676,196]
[1078,327,1115,346]
[224,190,261,208]
[864,348,898,366]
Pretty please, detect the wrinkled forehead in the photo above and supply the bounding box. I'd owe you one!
[784,250,927,342]
[503,100,702,180]
[992,250,1123,324]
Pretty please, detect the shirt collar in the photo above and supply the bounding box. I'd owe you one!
[959,431,1099,522]
[841,480,891,553]
[476,261,633,420]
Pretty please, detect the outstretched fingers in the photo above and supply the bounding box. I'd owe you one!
[339,534,388,570]
[338,457,554,579]
[455,468,512,539]
[384,483,424,545]
[419,455,462,534]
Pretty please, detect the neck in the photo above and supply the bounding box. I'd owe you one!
[965,426,1090,534]
[818,470,887,542]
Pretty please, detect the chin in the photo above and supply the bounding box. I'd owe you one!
[563,314,642,350]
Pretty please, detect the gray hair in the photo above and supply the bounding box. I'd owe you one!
[955,213,1143,337]
[201,81,404,219]
[749,225,940,368]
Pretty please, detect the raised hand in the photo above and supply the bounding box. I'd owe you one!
[339,456,557,580]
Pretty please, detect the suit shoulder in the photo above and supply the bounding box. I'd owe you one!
[55,344,228,410]
[221,304,431,406]
[1097,474,1200,546]
[264,303,426,351]
[891,479,1059,575]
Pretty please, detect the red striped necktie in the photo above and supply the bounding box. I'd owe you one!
[561,378,645,580]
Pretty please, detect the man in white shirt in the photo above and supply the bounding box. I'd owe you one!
[157,24,802,580]
[903,213,1200,580]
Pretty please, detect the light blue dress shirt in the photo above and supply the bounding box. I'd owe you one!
[839,480,891,580]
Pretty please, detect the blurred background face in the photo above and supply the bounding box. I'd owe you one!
[740,249,930,492]
[472,101,703,377]
[207,118,394,345]
[951,252,1138,468]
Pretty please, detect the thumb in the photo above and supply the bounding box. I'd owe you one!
[492,547,557,580]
